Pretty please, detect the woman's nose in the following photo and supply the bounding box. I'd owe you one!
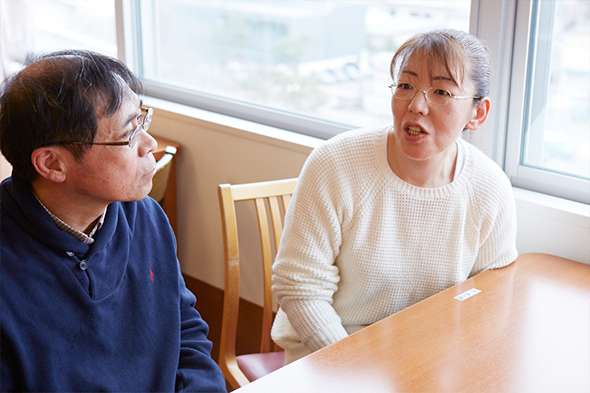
[408,89,430,115]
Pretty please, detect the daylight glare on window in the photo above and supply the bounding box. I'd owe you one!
[523,0,590,180]
[31,0,116,57]
[0,0,116,80]
[138,0,470,130]
[2,0,586,203]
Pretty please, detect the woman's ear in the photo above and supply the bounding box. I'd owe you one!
[31,147,68,183]
[465,97,491,131]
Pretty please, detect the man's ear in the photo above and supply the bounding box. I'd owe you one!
[465,97,491,131]
[31,147,68,183]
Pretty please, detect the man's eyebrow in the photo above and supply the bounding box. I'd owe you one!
[121,107,141,129]
[127,100,144,125]
[124,111,138,125]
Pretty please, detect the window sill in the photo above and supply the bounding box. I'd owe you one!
[144,96,323,152]
[513,187,589,226]
[144,96,589,264]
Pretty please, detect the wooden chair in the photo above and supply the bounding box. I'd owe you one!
[148,145,177,206]
[218,178,298,389]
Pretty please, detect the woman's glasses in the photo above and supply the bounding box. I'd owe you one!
[389,83,480,106]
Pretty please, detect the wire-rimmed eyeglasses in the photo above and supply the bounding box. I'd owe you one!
[388,83,481,106]
[47,107,153,149]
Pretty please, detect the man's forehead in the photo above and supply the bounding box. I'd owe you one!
[96,87,140,118]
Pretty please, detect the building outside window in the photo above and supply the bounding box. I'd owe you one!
[0,0,588,204]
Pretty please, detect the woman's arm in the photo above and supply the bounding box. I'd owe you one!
[469,160,519,276]
[272,147,350,352]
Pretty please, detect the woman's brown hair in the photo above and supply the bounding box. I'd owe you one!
[390,29,492,102]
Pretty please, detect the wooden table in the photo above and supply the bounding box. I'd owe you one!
[236,253,590,393]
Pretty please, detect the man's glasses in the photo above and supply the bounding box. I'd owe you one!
[48,107,153,149]
[389,83,481,106]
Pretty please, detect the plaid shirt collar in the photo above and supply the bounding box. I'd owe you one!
[35,195,107,245]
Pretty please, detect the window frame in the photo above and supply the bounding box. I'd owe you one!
[502,0,589,204]
[115,0,589,204]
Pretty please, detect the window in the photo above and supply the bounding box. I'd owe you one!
[129,0,471,138]
[1,0,588,204]
[0,0,116,79]
[504,0,589,203]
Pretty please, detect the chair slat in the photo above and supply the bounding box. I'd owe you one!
[218,178,297,389]
[230,178,297,201]
[268,196,283,252]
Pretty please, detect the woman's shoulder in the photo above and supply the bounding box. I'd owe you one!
[460,139,509,181]
[297,126,388,200]
[306,126,387,168]
[459,139,514,202]
[316,126,386,152]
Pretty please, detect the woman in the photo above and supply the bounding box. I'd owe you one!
[271,29,518,364]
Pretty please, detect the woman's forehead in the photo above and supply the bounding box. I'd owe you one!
[399,56,451,79]
[397,52,464,86]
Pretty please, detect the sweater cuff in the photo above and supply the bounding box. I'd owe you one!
[303,321,349,352]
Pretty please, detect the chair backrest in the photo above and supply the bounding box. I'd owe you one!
[218,178,297,388]
[148,145,177,205]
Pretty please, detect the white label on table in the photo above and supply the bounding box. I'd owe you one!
[454,288,481,301]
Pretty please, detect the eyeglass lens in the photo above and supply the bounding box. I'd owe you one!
[391,84,450,106]
[129,108,153,149]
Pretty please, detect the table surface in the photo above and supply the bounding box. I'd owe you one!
[235,253,590,393]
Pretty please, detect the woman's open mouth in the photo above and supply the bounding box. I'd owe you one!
[407,125,425,136]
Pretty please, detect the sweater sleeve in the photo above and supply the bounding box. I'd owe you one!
[468,153,518,276]
[175,270,227,392]
[272,144,351,352]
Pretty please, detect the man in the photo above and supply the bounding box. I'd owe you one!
[0,50,227,392]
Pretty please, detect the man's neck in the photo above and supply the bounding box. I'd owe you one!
[32,180,107,235]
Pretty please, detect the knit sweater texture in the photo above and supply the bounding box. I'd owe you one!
[0,174,226,392]
[271,126,518,362]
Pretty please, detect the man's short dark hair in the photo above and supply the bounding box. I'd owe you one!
[0,50,142,182]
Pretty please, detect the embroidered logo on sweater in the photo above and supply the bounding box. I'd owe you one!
[150,267,155,282]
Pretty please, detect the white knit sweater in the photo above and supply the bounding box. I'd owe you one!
[271,126,518,363]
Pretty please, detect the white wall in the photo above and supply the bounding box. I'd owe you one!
[146,98,590,307]
[146,98,319,305]
[513,188,589,264]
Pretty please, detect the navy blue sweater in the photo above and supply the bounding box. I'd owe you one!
[0,175,226,392]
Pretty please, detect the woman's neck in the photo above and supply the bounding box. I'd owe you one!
[387,134,458,188]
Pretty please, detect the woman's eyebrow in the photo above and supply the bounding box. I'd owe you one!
[399,71,455,84]
[399,70,418,77]
[433,76,454,82]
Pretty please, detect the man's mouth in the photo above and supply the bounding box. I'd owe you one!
[407,125,425,136]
